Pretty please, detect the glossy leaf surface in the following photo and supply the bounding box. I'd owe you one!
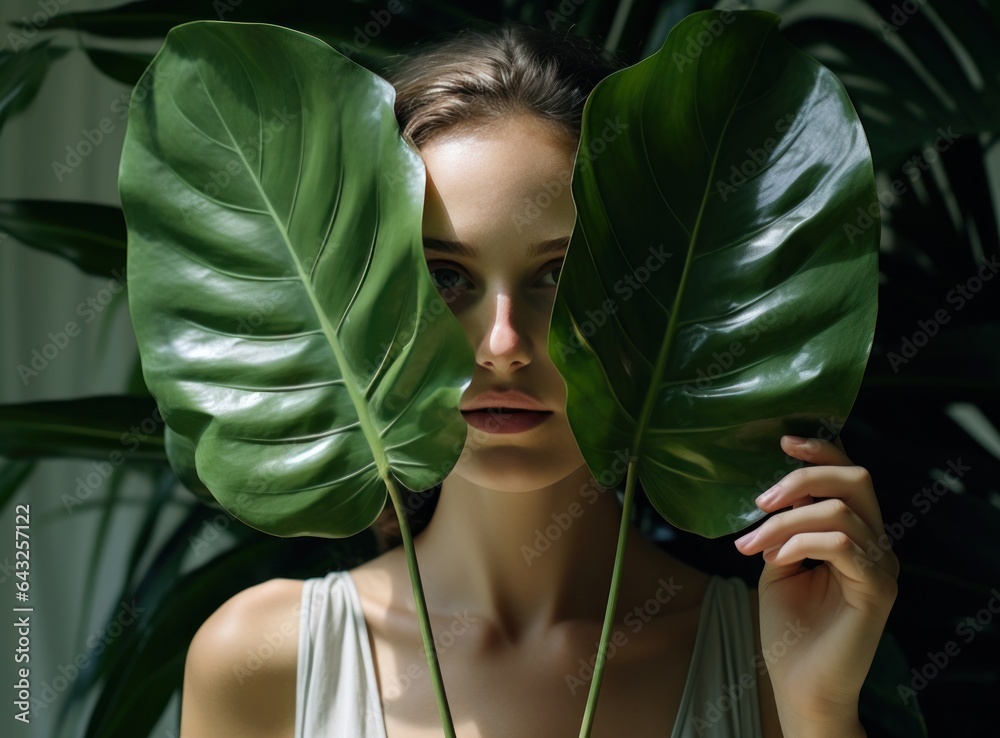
[550,9,879,538]
[119,21,474,537]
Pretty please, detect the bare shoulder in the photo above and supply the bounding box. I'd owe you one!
[348,546,410,613]
[747,586,785,738]
[180,578,305,738]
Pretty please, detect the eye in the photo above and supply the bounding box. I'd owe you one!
[427,263,472,292]
[538,260,563,288]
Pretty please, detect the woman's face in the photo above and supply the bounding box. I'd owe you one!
[420,114,589,492]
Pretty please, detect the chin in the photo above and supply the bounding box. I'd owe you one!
[450,444,587,493]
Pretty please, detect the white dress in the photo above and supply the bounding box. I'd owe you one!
[295,570,763,737]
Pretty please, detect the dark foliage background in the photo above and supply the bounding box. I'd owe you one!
[1,1,997,736]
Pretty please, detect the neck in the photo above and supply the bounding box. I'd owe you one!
[411,463,653,641]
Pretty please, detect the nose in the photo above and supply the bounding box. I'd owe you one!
[474,290,532,373]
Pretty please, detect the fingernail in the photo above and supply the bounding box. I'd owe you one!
[735,529,758,548]
[783,435,807,444]
[755,483,780,507]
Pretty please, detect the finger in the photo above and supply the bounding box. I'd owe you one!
[760,531,899,611]
[781,435,852,466]
[738,497,900,579]
[735,497,882,573]
[757,459,886,542]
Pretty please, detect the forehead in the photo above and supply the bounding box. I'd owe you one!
[419,116,578,244]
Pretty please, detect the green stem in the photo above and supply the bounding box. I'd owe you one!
[578,458,638,737]
[384,475,456,737]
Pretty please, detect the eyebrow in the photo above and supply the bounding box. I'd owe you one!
[423,235,571,259]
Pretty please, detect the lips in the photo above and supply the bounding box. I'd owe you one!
[460,388,550,413]
[463,408,538,412]
[460,407,552,434]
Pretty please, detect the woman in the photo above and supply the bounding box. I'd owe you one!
[179,21,898,738]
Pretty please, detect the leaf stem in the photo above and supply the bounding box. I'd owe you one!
[384,475,456,737]
[578,458,638,737]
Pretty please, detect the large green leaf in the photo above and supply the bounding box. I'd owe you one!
[550,9,879,539]
[119,21,474,538]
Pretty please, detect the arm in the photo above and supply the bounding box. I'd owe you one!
[179,578,303,737]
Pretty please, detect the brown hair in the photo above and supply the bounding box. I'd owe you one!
[369,22,625,554]
[385,21,625,149]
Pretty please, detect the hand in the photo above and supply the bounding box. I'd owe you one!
[733,435,899,728]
